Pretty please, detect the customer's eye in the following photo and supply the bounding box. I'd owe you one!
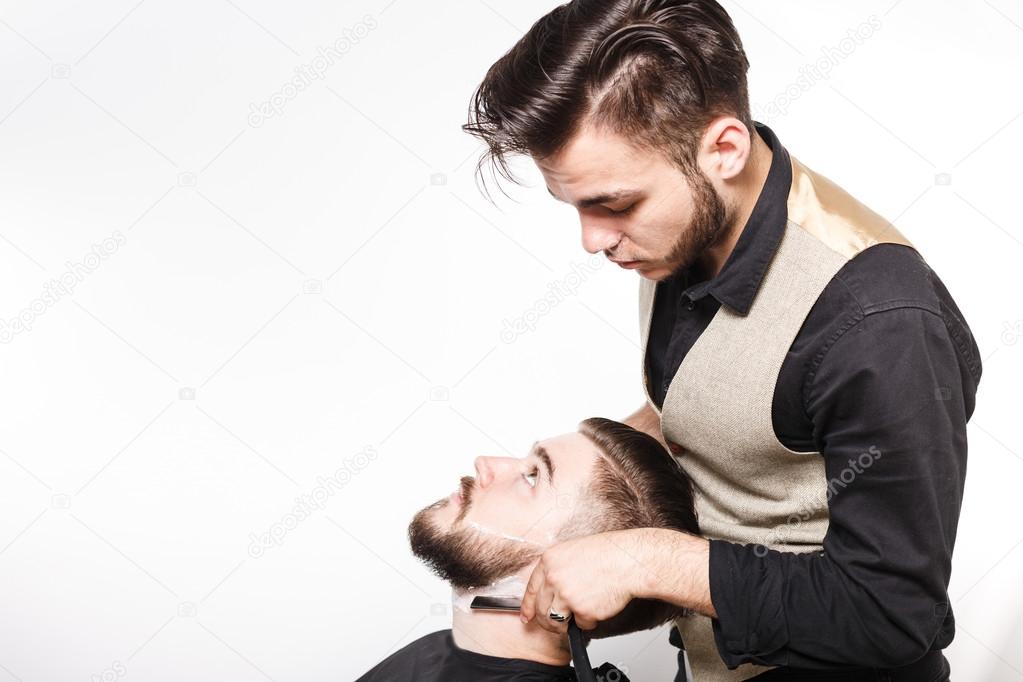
[607,204,635,216]
[522,468,538,488]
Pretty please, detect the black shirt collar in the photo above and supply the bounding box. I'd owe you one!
[679,121,791,316]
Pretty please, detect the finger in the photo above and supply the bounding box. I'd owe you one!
[520,561,546,623]
[574,613,598,631]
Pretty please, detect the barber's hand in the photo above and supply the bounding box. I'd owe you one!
[520,529,645,633]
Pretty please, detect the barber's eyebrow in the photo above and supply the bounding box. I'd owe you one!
[545,185,639,209]
[530,441,555,484]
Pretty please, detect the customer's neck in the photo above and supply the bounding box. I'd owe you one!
[451,607,572,665]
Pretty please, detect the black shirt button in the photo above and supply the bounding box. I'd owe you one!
[685,298,696,311]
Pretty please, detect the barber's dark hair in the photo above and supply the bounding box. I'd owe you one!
[567,417,699,640]
[463,0,752,200]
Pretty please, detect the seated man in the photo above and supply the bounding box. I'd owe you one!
[356,417,700,681]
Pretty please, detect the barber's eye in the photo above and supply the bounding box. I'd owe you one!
[523,468,538,488]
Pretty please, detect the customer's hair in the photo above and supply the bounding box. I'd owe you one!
[463,0,752,199]
[564,417,699,639]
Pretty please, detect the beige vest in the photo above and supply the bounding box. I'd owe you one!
[638,155,914,681]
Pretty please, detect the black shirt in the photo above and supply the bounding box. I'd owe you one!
[354,629,628,682]
[647,122,982,672]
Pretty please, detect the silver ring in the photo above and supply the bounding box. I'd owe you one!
[548,609,568,622]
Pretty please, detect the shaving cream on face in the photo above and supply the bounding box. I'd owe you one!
[466,521,541,546]
[452,575,528,613]
[447,519,559,612]
[466,520,559,547]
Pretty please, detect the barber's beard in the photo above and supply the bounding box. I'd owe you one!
[663,170,735,278]
[408,490,541,590]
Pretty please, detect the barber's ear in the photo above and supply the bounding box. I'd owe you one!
[698,116,752,182]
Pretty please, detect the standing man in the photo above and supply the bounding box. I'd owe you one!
[462,1,982,680]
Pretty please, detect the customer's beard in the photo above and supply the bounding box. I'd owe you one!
[408,499,542,590]
[663,169,735,278]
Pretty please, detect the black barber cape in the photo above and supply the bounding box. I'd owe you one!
[355,629,629,682]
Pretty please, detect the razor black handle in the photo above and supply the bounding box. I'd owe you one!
[568,618,596,682]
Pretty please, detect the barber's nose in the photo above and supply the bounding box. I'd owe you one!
[474,456,517,488]
[580,218,622,255]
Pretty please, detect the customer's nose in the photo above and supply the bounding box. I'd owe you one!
[473,456,493,487]
[474,456,518,488]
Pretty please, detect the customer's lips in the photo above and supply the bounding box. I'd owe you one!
[612,259,643,269]
[450,476,474,507]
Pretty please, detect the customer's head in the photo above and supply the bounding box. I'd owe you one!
[463,0,754,281]
[408,417,698,637]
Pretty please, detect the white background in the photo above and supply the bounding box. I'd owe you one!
[0,1,1020,680]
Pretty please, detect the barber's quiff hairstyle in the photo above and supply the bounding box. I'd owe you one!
[463,0,752,200]
[568,417,699,640]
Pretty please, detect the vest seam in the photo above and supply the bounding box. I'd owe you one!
[785,218,850,264]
